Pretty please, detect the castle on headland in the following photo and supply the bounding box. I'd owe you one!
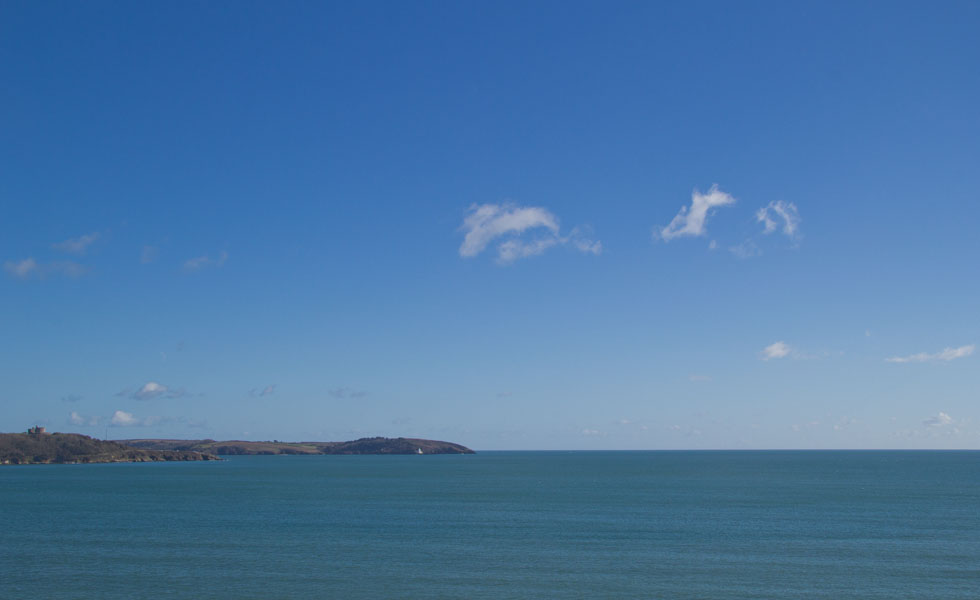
[27,426,48,435]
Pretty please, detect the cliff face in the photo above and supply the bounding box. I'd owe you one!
[0,432,220,465]
[122,437,475,455]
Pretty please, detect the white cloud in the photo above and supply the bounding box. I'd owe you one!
[459,203,602,264]
[69,411,101,426]
[656,185,736,241]
[460,204,558,257]
[4,257,38,277]
[886,344,974,364]
[923,412,954,428]
[136,382,168,399]
[567,227,603,255]
[761,341,792,360]
[53,232,100,254]
[111,410,140,426]
[119,381,189,400]
[110,410,161,427]
[184,251,228,271]
[756,201,801,238]
[497,237,559,263]
[581,428,604,436]
[3,258,85,279]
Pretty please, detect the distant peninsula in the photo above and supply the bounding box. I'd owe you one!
[0,430,220,465]
[120,436,475,455]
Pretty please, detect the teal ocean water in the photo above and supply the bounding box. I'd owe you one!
[2,451,979,598]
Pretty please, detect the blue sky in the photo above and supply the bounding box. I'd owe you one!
[1,1,978,449]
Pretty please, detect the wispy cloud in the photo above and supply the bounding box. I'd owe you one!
[496,237,559,262]
[3,258,86,279]
[894,412,969,440]
[3,257,37,277]
[459,203,601,264]
[756,201,801,238]
[568,227,603,255]
[329,387,368,400]
[250,384,277,397]
[184,251,228,271]
[118,381,190,400]
[666,424,703,436]
[761,341,792,361]
[729,239,762,259]
[53,232,100,254]
[656,185,736,241]
[791,420,822,432]
[923,412,955,428]
[141,245,159,264]
[886,344,974,364]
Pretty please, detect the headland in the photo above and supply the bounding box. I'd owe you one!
[0,430,220,465]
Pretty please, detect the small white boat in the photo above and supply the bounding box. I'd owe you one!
[417,448,423,454]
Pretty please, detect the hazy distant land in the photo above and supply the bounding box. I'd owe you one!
[0,432,220,465]
[121,437,475,455]
[1,432,474,464]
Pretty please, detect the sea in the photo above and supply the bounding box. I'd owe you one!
[2,451,978,599]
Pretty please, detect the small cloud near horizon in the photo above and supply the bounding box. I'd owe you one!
[118,381,190,400]
[923,412,955,428]
[886,344,974,364]
[69,411,102,426]
[110,410,162,427]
